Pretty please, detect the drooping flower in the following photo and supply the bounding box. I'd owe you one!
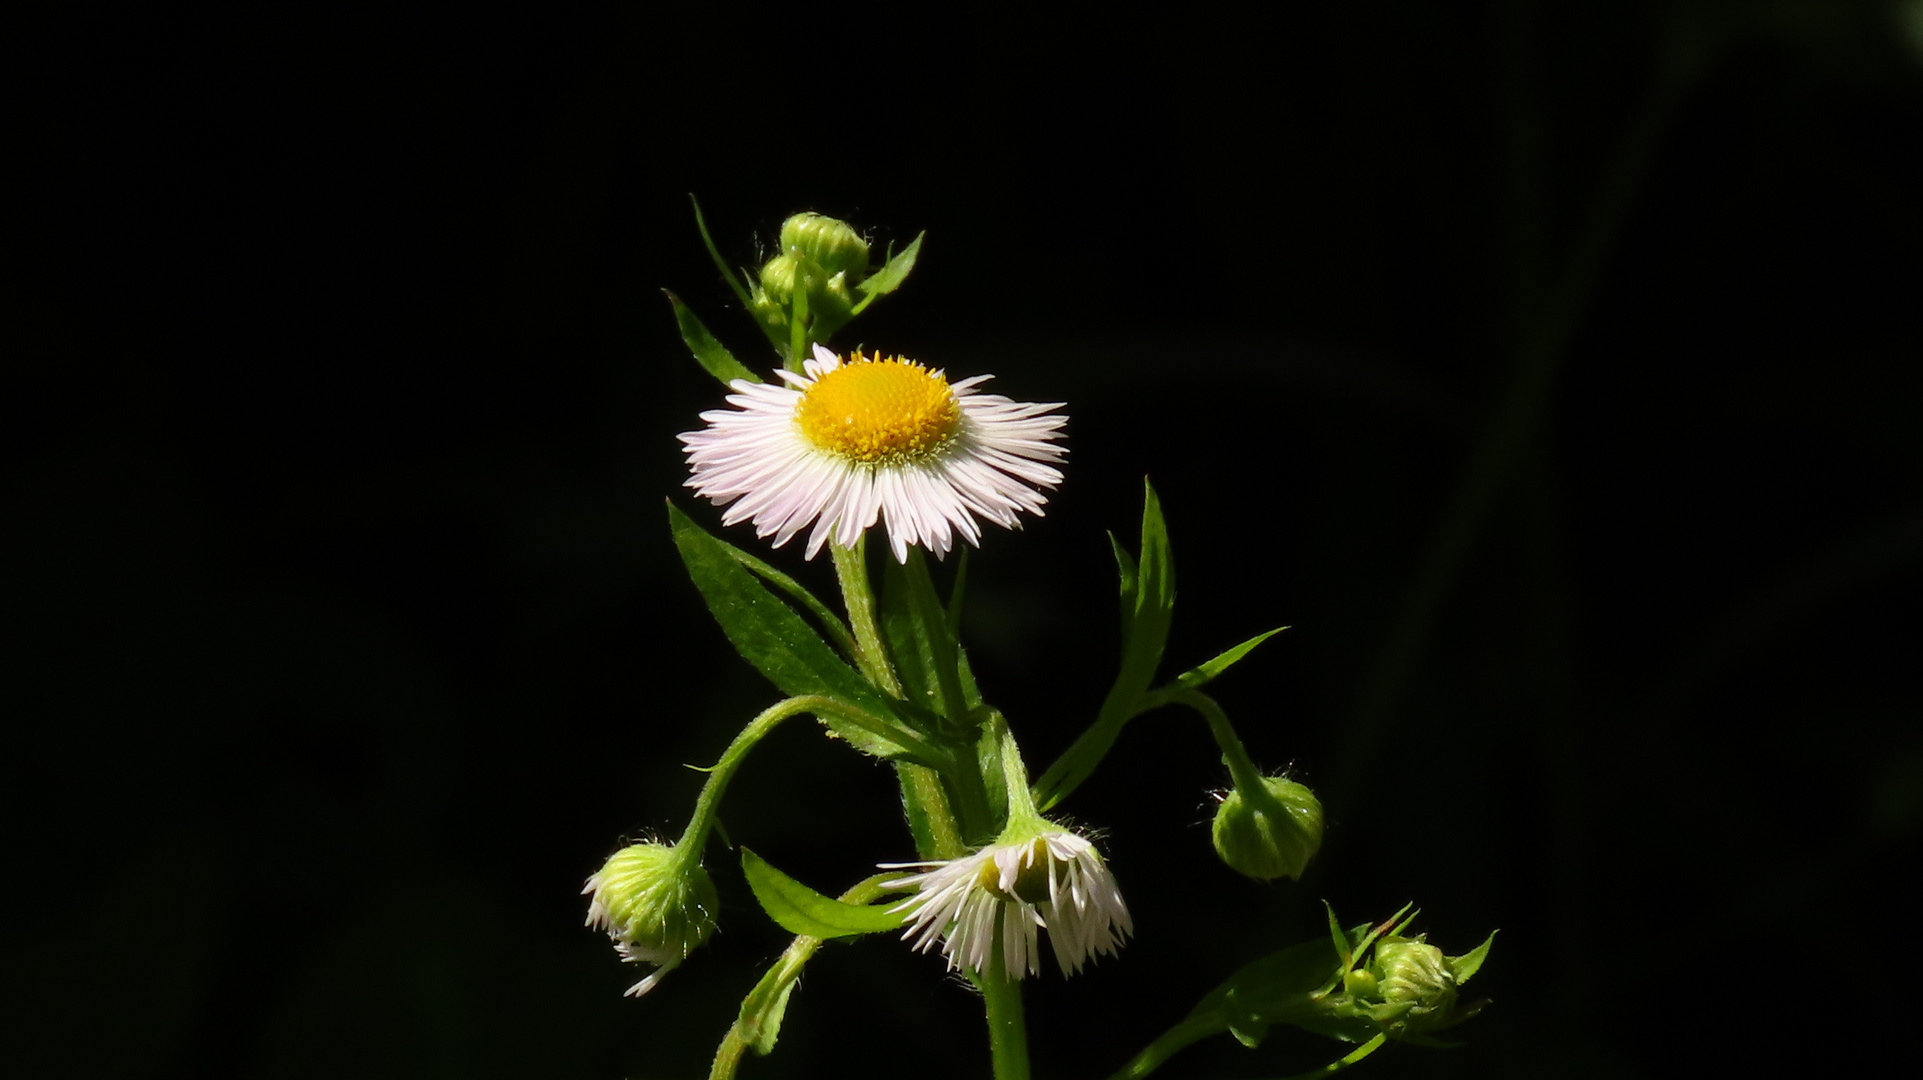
[583,841,719,997]
[880,827,1131,979]
[679,344,1066,562]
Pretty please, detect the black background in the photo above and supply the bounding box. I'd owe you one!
[9,2,1922,1077]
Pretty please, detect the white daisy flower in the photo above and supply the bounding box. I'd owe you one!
[679,344,1067,562]
[880,828,1132,979]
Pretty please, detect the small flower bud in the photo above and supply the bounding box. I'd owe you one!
[1211,775,1324,881]
[1367,938,1459,1036]
[778,212,869,281]
[583,841,719,996]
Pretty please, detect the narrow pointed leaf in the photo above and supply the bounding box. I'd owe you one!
[1034,480,1173,809]
[855,231,924,298]
[1326,901,1353,971]
[689,194,757,314]
[668,502,910,758]
[1448,929,1497,986]
[740,849,908,939]
[718,541,860,665]
[1167,626,1288,694]
[665,290,759,386]
[748,982,794,1055]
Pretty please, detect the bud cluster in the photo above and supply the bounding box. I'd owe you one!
[1326,931,1487,1040]
[752,212,871,345]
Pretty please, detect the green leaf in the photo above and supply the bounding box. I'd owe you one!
[665,290,759,386]
[749,982,795,1054]
[718,541,860,665]
[689,194,758,317]
[855,231,924,299]
[1033,479,1173,810]
[1165,626,1288,695]
[668,501,909,758]
[1448,930,1497,986]
[740,848,908,939]
[1326,901,1353,972]
[1185,937,1346,1047]
[1108,530,1139,644]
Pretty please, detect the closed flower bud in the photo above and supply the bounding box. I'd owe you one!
[583,841,719,997]
[1211,775,1324,881]
[779,212,869,281]
[1373,939,1458,1024]
[755,248,857,342]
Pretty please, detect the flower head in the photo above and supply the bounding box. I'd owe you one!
[880,827,1131,979]
[583,841,719,996]
[1211,774,1324,881]
[680,344,1066,562]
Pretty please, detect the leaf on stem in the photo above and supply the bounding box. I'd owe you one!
[668,501,908,758]
[854,231,924,303]
[664,291,759,386]
[1033,479,1173,809]
[1449,930,1498,986]
[1138,626,1289,711]
[740,849,909,939]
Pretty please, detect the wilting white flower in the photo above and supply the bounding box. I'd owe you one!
[583,842,718,997]
[881,828,1131,979]
[680,344,1066,562]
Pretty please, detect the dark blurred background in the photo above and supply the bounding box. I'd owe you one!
[9,2,1921,1077]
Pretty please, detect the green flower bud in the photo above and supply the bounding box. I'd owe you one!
[1353,937,1460,1037]
[778,212,869,281]
[758,253,800,305]
[755,248,859,344]
[1211,775,1324,881]
[582,841,719,996]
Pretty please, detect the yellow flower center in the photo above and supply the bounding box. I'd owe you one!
[796,352,962,464]
[976,839,1054,904]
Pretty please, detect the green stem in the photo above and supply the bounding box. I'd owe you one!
[1105,1014,1227,1080]
[674,695,911,863]
[1276,1034,1388,1080]
[1175,690,1267,797]
[973,961,1031,1080]
[832,537,904,697]
[708,1032,749,1080]
[898,761,967,859]
[708,874,903,1080]
[832,537,972,862]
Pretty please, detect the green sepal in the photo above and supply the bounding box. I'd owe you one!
[852,231,924,307]
[1449,930,1497,986]
[740,849,908,939]
[1033,479,1173,809]
[664,290,759,387]
[668,502,909,759]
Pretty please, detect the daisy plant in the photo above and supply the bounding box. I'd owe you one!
[583,201,1497,1080]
